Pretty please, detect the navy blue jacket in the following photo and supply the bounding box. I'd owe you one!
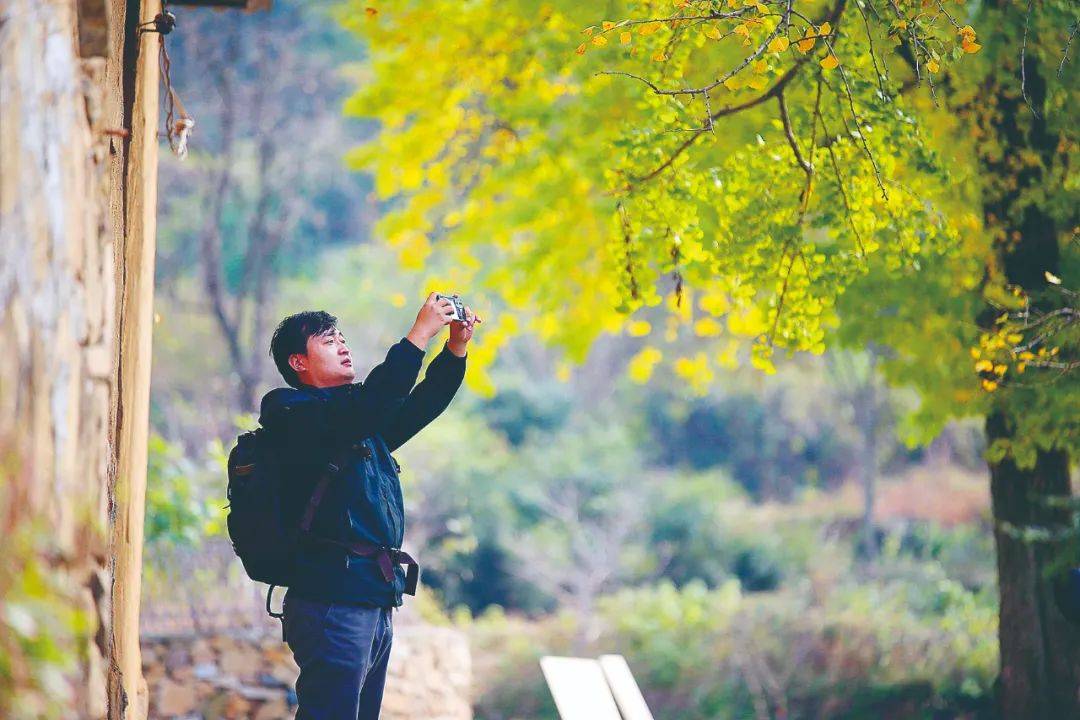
[258,336,466,608]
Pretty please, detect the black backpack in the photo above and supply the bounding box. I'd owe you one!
[227,427,357,621]
[226,429,298,614]
[227,429,418,620]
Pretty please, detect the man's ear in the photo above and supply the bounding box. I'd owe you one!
[288,353,306,374]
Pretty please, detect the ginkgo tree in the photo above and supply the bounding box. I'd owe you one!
[339,0,1077,714]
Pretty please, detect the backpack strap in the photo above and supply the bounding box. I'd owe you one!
[298,442,369,532]
[313,537,420,596]
[295,443,421,596]
[298,461,339,532]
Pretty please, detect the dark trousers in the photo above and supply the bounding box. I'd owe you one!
[283,593,394,720]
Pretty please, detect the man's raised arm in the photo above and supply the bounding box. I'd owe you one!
[380,340,467,452]
[258,336,424,450]
[259,294,458,446]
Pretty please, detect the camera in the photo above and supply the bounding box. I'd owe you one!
[434,293,468,323]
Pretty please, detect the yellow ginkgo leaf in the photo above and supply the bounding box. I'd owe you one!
[575,42,587,55]
[796,34,816,53]
[818,21,831,36]
[693,318,723,337]
[982,379,998,392]
[628,346,663,383]
[750,350,776,375]
[639,21,662,36]
[747,75,769,90]
[958,24,976,41]
[926,58,940,73]
[602,20,616,30]
[652,49,667,62]
[592,35,608,46]
[820,53,839,70]
[752,59,769,73]
[734,23,751,37]
[723,76,742,91]
[703,25,723,40]
[975,359,994,372]
[961,39,982,53]
[620,31,632,44]
[767,36,790,53]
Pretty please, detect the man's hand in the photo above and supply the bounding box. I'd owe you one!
[447,305,481,357]
[407,292,455,349]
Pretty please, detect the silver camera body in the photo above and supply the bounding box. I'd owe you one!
[434,293,467,323]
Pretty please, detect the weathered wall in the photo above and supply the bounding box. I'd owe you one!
[0,0,158,717]
[0,1,116,716]
[141,626,473,720]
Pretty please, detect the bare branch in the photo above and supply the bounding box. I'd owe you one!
[777,91,811,175]
[1060,20,1078,77]
[1021,0,1040,118]
[612,0,847,188]
[598,0,796,98]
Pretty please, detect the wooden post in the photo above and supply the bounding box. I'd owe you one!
[107,0,160,717]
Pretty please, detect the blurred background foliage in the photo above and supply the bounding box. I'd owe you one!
[0,447,90,719]
[149,220,1000,718]
[144,0,1075,717]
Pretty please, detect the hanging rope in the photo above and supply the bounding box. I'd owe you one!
[139,8,194,159]
[159,35,194,159]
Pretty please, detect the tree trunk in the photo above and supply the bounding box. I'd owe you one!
[976,7,1080,714]
[854,352,879,563]
[988,413,1078,718]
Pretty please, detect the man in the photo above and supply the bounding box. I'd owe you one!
[259,292,480,719]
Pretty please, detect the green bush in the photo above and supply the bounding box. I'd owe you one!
[144,432,227,548]
[464,573,997,720]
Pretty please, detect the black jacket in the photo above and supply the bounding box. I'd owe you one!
[258,336,466,607]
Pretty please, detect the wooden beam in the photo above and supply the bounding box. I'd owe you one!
[108,0,159,716]
[168,0,273,10]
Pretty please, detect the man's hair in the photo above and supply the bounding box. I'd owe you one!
[269,310,339,388]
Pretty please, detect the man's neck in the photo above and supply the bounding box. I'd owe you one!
[298,378,350,390]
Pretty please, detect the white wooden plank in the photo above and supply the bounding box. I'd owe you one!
[599,654,655,720]
[539,656,623,720]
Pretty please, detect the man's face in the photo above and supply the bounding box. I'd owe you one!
[290,327,356,388]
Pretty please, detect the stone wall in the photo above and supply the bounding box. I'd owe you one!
[0,1,120,717]
[1,0,161,717]
[141,625,472,720]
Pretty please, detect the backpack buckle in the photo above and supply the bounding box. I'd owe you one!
[266,585,285,620]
